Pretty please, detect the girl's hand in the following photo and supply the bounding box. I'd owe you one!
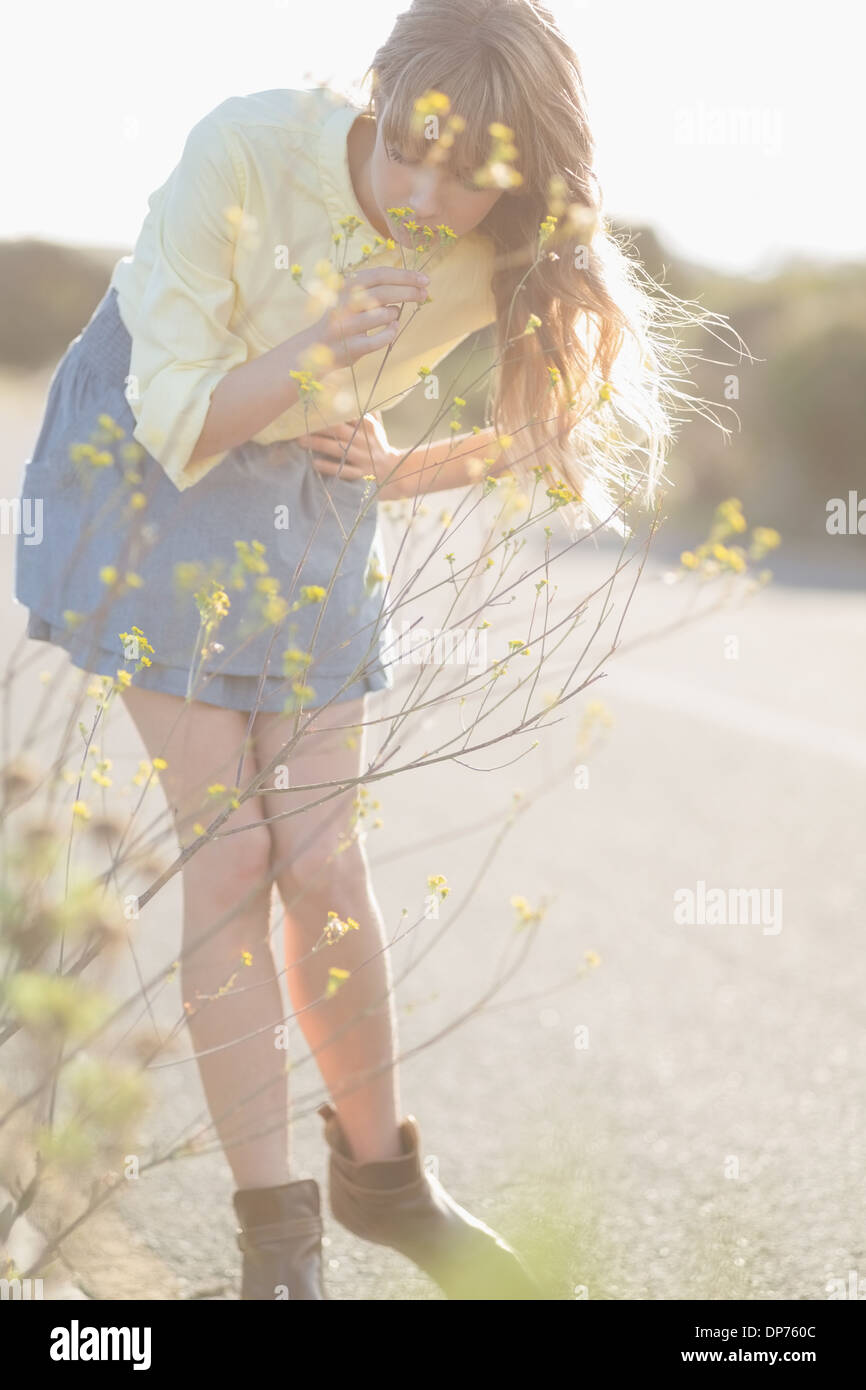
[294,413,405,500]
[309,265,429,371]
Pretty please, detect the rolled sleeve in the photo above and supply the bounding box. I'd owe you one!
[126,113,250,491]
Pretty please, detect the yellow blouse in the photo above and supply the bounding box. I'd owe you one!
[109,85,498,492]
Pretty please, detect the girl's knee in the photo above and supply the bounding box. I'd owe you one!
[182,819,274,893]
[274,835,368,905]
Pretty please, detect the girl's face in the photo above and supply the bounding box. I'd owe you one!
[368,113,504,245]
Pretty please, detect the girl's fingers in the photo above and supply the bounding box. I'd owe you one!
[296,419,379,463]
[349,266,428,289]
[343,305,401,332]
[310,458,365,479]
[296,419,364,445]
[345,278,427,309]
[300,435,367,465]
[295,432,346,451]
[346,324,399,356]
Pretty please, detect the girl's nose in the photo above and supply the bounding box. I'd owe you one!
[409,166,443,220]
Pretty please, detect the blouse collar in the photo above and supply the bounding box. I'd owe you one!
[316,93,383,245]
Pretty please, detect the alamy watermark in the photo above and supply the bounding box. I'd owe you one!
[49,1320,151,1370]
[394,622,487,667]
[826,1269,865,1299]
[673,879,783,935]
[826,492,866,535]
[1,496,43,545]
[1,1276,44,1299]
[674,103,783,157]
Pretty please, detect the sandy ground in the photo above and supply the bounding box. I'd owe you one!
[1,373,865,1301]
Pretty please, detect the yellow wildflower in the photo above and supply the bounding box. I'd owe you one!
[751,526,781,551]
[414,90,451,115]
[325,966,351,998]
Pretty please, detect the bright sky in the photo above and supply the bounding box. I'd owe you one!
[2,0,857,277]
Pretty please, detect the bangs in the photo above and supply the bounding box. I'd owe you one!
[378,57,523,185]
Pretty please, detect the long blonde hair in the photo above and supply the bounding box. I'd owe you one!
[363,0,730,531]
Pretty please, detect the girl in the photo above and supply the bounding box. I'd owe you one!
[14,0,684,1300]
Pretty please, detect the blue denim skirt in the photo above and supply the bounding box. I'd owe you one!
[13,286,394,713]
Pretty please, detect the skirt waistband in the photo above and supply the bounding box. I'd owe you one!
[73,285,133,380]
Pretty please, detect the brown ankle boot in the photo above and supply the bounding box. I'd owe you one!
[233,1178,329,1300]
[318,1103,541,1300]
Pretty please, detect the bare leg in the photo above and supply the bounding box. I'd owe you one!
[120,686,290,1189]
[252,695,403,1163]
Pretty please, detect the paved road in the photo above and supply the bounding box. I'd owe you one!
[2,397,865,1299]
